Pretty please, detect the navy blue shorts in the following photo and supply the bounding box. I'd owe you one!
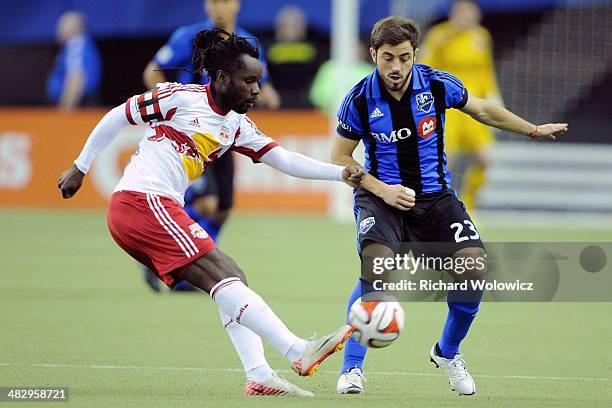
[353,188,484,258]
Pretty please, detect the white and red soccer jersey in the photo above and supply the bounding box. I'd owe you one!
[115,82,277,205]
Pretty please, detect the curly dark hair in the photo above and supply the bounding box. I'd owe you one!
[192,28,260,81]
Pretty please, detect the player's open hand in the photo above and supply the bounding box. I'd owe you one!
[531,123,568,140]
[380,184,416,211]
[342,164,366,187]
[57,164,85,199]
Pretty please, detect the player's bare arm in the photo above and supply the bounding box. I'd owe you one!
[460,94,568,140]
[331,136,415,211]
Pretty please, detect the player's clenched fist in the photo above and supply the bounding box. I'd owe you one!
[379,184,416,211]
[342,164,366,188]
[57,164,85,199]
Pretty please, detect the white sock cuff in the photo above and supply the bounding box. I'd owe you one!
[210,277,242,300]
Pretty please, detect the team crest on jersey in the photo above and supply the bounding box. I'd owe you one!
[418,116,437,139]
[219,126,231,143]
[359,217,376,235]
[189,223,209,239]
[416,92,434,113]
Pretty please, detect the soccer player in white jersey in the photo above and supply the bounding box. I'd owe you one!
[58,28,364,397]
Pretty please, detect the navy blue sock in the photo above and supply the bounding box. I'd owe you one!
[438,289,483,358]
[342,278,376,373]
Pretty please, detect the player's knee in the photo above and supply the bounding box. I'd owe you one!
[183,249,247,293]
[194,195,219,217]
[360,242,395,283]
[453,247,487,281]
[475,149,493,169]
[207,249,246,283]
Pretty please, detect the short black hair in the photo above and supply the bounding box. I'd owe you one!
[370,16,420,51]
[192,28,259,81]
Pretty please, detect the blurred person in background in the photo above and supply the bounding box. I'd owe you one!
[267,5,320,108]
[309,40,373,116]
[46,11,102,110]
[141,0,280,291]
[419,0,501,214]
[143,0,280,108]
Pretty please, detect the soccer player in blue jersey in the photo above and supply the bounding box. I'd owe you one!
[332,16,567,395]
[46,12,102,110]
[141,0,280,291]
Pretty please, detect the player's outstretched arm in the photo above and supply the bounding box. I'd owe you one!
[331,136,415,211]
[460,95,568,140]
[259,146,365,187]
[58,104,129,199]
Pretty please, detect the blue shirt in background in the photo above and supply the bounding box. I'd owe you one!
[153,20,268,85]
[46,34,102,103]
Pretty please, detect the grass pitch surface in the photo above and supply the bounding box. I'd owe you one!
[1,210,611,407]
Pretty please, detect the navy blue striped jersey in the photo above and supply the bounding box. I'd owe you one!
[336,64,468,195]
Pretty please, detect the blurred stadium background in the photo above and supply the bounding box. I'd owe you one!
[1,0,611,221]
[1,0,611,406]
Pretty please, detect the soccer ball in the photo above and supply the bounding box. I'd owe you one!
[348,293,405,348]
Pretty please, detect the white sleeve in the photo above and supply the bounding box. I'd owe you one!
[74,104,130,173]
[259,146,344,181]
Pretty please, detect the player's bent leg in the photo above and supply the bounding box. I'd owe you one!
[219,309,314,397]
[181,249,350,377]
[450,246,488,283]
[181,247,246,293]
[360,242,395,283]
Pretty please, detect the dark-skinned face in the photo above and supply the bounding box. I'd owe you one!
[217,54,262,114]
